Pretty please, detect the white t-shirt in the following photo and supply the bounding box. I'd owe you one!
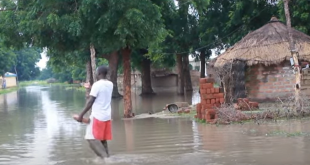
[89,79,113,121]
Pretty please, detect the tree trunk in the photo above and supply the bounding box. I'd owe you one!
[200,51,206,78]
[122,47,133,118]
[284,0,301,112]
[14,65,19,86]
[177,54,184,95]
[183,55,193,91]
[107,51,123,98]
[85,60,93,99]
[90,44,97,82]
[141,57,155,95]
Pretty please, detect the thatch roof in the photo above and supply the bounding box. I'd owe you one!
[214,17,310,67]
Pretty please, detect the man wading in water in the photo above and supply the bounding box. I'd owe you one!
[76,65,113,159]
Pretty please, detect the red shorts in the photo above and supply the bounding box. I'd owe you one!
[92,118,112,140]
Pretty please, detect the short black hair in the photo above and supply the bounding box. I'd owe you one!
[97,65,109,76]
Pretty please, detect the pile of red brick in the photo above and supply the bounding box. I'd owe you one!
[234,98,259,111]
[195,78,225,123]
[195,78,260,124]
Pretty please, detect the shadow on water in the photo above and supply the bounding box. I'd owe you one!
[0,85,310,165]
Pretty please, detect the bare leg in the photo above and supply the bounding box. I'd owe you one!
[101,140,110,157]
[87,140,106,158]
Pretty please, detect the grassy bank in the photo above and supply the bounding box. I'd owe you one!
[0,80,81,95]
[18,80,77,87]
[0,87,19,95]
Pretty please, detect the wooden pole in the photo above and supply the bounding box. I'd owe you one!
[283,0,301,112]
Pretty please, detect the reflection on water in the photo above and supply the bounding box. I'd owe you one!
[0,86,310,165]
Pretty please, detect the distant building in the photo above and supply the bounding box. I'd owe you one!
[189,55,202,72]
[151,69,178,87]
[1,72,17,88]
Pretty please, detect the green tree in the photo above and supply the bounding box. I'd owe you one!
[278,0,310,35]
[79,0,167,117]
[0,0,166,117]
[11,48,41,81]
[192,0,231,78]
[224,0,278,45]
[38,66,54,80]
[0,40,16,76]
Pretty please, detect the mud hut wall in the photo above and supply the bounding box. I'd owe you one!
[301,68,310,95]
[245,61,295,100]
[151,75,178,87]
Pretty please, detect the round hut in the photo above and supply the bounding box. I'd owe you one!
[214,17,310,101]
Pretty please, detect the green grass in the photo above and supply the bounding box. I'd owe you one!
[0,87,19,95]
[18,80,47,87]
[18,80,77,87]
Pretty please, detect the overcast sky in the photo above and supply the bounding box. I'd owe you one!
[36,50,48,70]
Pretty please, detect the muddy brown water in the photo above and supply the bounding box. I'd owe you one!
[0,86,310,165]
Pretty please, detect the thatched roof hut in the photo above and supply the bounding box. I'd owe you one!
[215,17,310,67]
[212,17,310,102]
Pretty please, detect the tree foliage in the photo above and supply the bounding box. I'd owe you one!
[278,0,310,35]
[11,48,41,81]
[0,40,16,76]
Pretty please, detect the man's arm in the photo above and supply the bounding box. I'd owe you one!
[77,96,96,122]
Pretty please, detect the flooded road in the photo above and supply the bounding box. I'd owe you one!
[0,86,310,165]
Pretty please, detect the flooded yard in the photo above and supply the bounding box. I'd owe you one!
[0,86,310,165]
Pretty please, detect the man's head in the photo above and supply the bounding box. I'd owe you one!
[96,65,109,79]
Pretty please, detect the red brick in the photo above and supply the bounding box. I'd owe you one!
[260,86,269,89]
[214,103,221,108]
[210,88,215,93]
[202,94,214,99]
[249,90,258,94]
[202,104,213,109]
[243,98,249,103]
[201,89,207,94]
[215,93,224,98]
[249,102,259,109]
[206,99,211,104]
[214,88,220,93]
[201,99,207,104]
[199,78,207,84]
[220,98,225,104]
[207,89,211,94]
[216,98,220,103]
[211,99,216,104]
[205,108,215,113]
[202,83,213,89]
[196,103,201,111]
